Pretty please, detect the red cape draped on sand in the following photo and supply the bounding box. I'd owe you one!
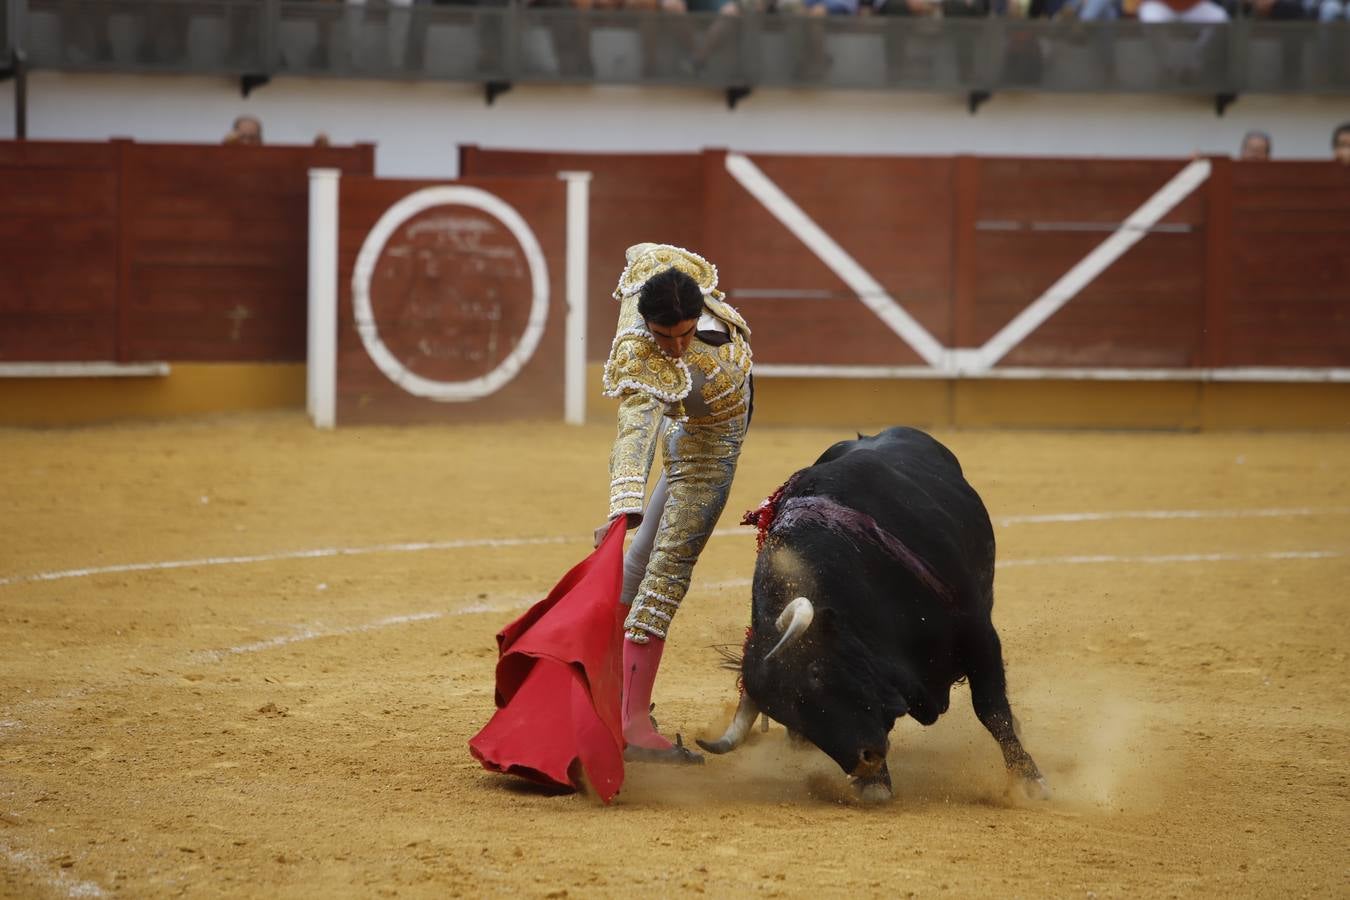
[468,518,627,803]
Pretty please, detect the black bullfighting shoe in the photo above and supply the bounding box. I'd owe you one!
[623,733,705,766]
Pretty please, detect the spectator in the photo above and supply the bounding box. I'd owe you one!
[1040,0,1119,17]
[684,0,769,76]
[777,0,863,80]
[779,0,861,12]
[1307,0,1346,18]
[1334,123,1350,165]
[224,115,264,146]
[1240,130,1272,161]
[1136,0,1228,20]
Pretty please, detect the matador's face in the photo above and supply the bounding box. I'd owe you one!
[645,318,698,360]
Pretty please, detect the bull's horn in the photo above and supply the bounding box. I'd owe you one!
[695,694,760,755]
[765,596,814,660]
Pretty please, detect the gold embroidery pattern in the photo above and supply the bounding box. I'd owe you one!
[608,392,664,519]
[614,244,719,299]
[602,333,691,403]
[623,411,748,643]
[681,336,752,426]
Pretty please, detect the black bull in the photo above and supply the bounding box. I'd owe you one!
[698,426,1047,800]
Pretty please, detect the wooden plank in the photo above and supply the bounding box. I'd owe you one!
[0,141,119,170]
[115,140,133,363]
[0,252,116,313]
[1203,155,1231,368]
[952,155,978,349]
[0,142,120,363]
[976,158,1206,225]
[0,313,120,361]
[119,141,373,362]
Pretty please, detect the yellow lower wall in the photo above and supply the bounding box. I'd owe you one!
[0,363,306,427]
[588,364,1350,431]
[1,362,1344,429]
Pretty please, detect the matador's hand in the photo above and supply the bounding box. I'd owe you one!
[594,514,639,547]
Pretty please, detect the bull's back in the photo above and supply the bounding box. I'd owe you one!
[795,427,994,608]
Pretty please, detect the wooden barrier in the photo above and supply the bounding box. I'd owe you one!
[0,139,375,365]
[462,147,1350,377]
[2,141,1346,427]
[0,142,121,362]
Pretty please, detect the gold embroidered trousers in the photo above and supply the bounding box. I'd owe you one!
[622,408,749,643]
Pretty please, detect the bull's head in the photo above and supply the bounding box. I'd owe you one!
[698,595,902,800]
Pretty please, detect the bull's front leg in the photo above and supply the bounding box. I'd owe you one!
[961,624,1049,799]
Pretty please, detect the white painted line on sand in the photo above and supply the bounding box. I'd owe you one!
[3,507,1345,590]
[993,506,1350,526]
[197,600,544,660]
[996,549,1343,569]
[201,611,447,660]
[0,842,106,898]
[0,536,569,588]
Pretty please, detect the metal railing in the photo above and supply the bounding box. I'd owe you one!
[3,0,1348,95]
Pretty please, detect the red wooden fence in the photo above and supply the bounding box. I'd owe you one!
[462,146,1350,373]
[3,141,1346,378]
[0,139,374,364]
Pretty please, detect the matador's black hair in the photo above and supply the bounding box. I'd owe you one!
[637,268,704,327]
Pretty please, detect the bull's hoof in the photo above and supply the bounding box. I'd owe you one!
[853,777,893,804]
[625,734,705,766]
[1019,775,1051,800]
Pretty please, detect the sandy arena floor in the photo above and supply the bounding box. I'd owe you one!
[1,414,1347,899]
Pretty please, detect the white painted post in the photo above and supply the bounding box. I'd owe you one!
[559,171,592,426]
[307,168,341,429]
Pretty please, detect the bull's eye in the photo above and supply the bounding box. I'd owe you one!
[806,660,825,689]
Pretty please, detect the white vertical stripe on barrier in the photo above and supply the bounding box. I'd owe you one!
[307,168,341,429]
[560,171,592,425]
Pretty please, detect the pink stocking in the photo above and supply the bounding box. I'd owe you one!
[621,637,674,751]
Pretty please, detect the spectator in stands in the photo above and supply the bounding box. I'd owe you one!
[224,115,264,146]
[1334,123,1350,165]
[1239,130,1272,161]
[1046,0,1119,17]
[775,0,863,80]
[1308,0,1346,17]
[779,0,861,12]
[1136,0,1228,20]
[684,0,769,76]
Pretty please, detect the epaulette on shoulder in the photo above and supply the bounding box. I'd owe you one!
[705,295,751,338]
[602,330,692,403]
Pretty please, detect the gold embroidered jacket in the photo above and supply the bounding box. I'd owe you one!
[602,244,753,521]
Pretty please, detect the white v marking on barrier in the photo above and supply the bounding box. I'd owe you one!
[960,158,1212,371]
[725,153,1213,376]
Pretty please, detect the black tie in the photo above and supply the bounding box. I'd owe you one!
[696,330,731,347]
